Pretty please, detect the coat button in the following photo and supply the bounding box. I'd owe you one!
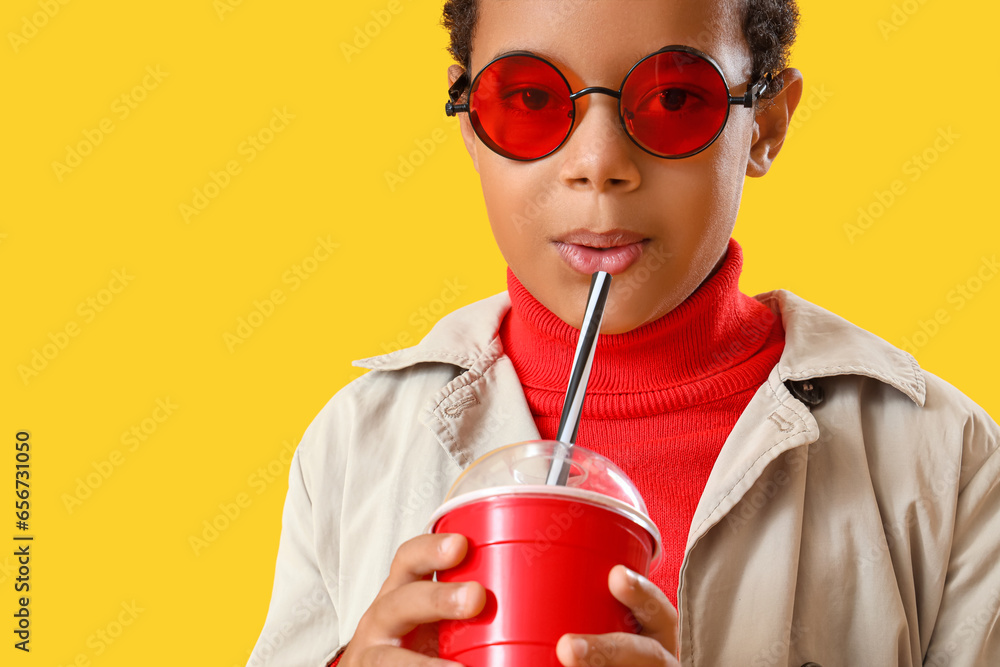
[784,379,825,407]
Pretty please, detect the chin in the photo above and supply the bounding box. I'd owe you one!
[597,310,641,335]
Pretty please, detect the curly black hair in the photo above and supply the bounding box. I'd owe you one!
[442,0,799,99]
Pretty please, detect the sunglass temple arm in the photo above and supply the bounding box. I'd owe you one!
[729,72,773,108]
[445,72,470,116]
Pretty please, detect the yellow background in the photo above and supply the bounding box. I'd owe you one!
[1,0,997,664]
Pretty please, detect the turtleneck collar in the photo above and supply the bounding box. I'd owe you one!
[498,237,784,418]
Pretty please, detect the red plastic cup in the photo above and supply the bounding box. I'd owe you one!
[427,441,661,667]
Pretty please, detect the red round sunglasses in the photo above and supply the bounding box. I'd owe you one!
[446,45,771,161]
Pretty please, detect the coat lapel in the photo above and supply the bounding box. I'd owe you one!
[419,343,542,470]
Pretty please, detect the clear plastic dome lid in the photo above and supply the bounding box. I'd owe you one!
[428,440,661,564]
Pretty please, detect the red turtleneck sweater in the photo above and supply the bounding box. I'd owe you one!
[498,237,785,606]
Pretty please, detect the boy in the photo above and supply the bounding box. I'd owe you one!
[249,1,1000,665]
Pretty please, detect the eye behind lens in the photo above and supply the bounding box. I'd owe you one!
[659,89,687,111]
[618,49,732,158]
[469,53,574,160]
[522,89,549,110]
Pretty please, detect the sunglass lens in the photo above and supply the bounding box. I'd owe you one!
[621,50,729,157]
[469,55,574,160]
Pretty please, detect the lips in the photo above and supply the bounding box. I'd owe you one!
[553,228,648,275]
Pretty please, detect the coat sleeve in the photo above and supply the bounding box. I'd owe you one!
[247,445,344,667]
[923,410,1000,667]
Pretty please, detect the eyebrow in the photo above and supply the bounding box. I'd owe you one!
[484,44,673,73]
[489,45,543,61]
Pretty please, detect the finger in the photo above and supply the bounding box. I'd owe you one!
[556,632,677,667]
[608,565,678,656]
[357,644,465,667]
[369,579,486,638]
[382,533,469,591]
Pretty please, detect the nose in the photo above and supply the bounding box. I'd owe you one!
[557,89,641,193]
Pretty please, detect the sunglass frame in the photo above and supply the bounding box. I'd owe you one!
[445,44,770,161]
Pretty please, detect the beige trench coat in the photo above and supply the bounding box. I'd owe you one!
[248,289,1000,667]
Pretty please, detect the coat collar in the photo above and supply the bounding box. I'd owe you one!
[353,288,926,407]
[755,289,925,406]
[353,292,509,372]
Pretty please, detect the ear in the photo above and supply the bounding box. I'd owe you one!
[448,64,481,173]
[746,68,804,178]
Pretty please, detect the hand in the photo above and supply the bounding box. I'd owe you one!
[338,533,486,667]
[556,565,680,667]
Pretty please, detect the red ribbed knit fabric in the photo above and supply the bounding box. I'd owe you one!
[498,237,785,607]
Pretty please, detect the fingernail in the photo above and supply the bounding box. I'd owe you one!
[626,567,641,588]
[452,584,469,609]
[439,535,457,555]
[571,637,588,658]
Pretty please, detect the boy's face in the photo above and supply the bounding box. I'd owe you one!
[453,0,794,333]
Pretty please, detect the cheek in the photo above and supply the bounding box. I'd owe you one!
[479,162,516,229]
[701,119,753,225]
[480,159,557,237]
[720,111,754,176]
[645,162,731,249]
[478,161,545,266]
